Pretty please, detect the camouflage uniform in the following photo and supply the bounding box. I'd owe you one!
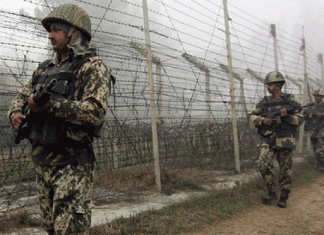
[250,71,303,207]
[8,4,112,234]
[35,164,94,235]
[304,92,324,172]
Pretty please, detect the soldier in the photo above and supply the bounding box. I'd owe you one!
[8,4,113,235]
[304,89,324,172]
[250,71,303,208]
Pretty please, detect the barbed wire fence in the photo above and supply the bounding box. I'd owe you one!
[0,0,322,223]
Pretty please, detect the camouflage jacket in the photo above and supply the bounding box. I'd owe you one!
[249,93,304,149]
[8,52,112,166]
[304,101,324,137]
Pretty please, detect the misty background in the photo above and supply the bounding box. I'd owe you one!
[1,0,323,121]
[0,0,324,221]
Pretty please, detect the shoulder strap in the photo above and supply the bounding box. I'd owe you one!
[282,93,292,101]
[38,59,52,70]
[32,59,53,86]
[62,53,96,100]
[70,52,97,75]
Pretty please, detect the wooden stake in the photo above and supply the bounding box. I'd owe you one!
[142,0,161,191]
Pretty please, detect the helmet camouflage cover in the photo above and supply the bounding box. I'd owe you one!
[42,4,91,40]
[264,71,285,84]
[313,89,324,96]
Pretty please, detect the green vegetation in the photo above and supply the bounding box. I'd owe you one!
[0,210,41,233]
[1,157,322,234]
[90,159,323,235]
[89,179,265,235]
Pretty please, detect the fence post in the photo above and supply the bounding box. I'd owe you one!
[270,24,286,93]
[318,53,324,88]
[142,0,161,191]
[270,24,279,72]
[223,0,240,173]
[297,27,308,153]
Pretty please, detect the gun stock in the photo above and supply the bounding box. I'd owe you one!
[14,79,57,144]
[257,102,314,138]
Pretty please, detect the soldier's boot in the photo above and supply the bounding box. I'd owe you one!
[263,191,277,204]
[317,158,324,173]
[45,229,54,235]
[277,189,289,208]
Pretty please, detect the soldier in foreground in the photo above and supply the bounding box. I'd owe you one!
[8,4,112,234]
[304,89,324,172]
[249,71,303,208]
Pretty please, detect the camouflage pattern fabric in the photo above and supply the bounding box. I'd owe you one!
[305,101,324,170]
[250,93,302,197]
[42,4,92,40]
[250,93,303,149]
[35,164,94,235]
[258,143,293,192]
[8,41,111,234]
[304,101,324,137]
[8,55,111,130]
[7,4,111,234]
[312,137,324,170]
[8,54,111,166]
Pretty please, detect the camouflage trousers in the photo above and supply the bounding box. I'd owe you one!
[257,144,293,193]
[311,137,324,169]
[35,164,94,235]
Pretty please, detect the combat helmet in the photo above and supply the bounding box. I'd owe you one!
[264,71,285,84]
[313,89,324,96]
[42,4,91,40]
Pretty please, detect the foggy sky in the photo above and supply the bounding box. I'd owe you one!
[230,0,324,53]
[2,0,322,53]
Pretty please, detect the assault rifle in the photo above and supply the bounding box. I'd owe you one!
[15,79,57,144]
[257,102,314,138]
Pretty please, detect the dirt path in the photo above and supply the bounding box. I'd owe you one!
[184,175,324,235]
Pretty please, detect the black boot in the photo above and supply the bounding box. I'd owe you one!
[277,189,289,208]
[45,228,55,235]
[263,192,277,204]
[317,158,324,172]
[277,197,287,208]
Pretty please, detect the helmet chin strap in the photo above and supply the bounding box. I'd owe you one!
[67,26,76,38]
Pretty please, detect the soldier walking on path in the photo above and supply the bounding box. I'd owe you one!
[304,89,324,172]
[8,4,113,234]
[249,71,304,208]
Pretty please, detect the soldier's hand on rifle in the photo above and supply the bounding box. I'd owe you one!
[262,118,274,126]
[11,113,25,130]
[280,107,288,117]
[315,112,323,118]
[28,94,51,113]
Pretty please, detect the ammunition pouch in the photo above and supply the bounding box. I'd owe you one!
[16,53,104,148]
[28,115,64,146]
[61,136,95,165]
[27,54,96,146]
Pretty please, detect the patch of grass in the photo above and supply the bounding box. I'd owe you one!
[90,180,265,234]
[161,170,205,195]
[0,210,41,233]
[293,167,323,185]
[95,165,205,195]
[90,161,323,235]
[292,155,322,185]
[1,158,322,234]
